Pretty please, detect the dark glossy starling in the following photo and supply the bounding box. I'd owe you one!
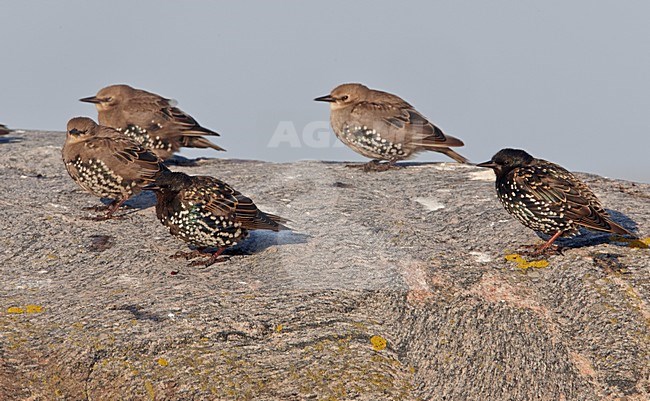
[0,124,11,135]
[62,117,168,219]
[144,171,289,266]
[477,148,636,253]
[314,83,469,171]
[80,84,225,160]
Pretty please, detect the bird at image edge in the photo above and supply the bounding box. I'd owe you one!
[477,148,637,254]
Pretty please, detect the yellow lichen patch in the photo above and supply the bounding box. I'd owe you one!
[144,380,155,400]
[610,235,650,249]
[7,306,24,314]
[25,304,43,313]
[275,324,283,332]
[504,253,549,269]
[157,358,169,367]
[370,335,387,351]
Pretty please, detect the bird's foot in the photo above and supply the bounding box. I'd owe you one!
[170,250,207,260]
[345,160,403,172]
[521,244,564,257]
[190,255,230,267]
[83,204,110,212]
[369,161,403,172]
[81,212,127,221]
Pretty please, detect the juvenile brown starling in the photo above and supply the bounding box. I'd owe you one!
[62,117,167,219]
[144,171,289,266]
[314,83,469,171]
[0,124,11,135]
[80,84,225,160]
[477,148,636,253]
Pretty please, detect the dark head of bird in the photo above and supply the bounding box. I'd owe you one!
[477,148,535,177]
[143,170,192,194]
[66,117,99,139]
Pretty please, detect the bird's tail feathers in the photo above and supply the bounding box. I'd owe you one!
[180,136,226,152]
[607,219,638,238]
[425,147,471,164]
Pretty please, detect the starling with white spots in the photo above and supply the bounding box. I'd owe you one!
[80,84,225,160]
[144,171,289,266]
[315,83,469,171]
[62,117,167,219]
[477,148,636,254]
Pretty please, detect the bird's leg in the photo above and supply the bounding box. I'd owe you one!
[365,159,404,172]
[188,247,229,267]
[104,198,128,219]
[361,160,389,172]
[83,204,111,212]
[345,160,374,169]
[170,249,208,260]
[533,231,564,256]
[82,199,127,221]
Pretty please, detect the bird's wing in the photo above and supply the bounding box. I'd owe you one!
[158,106,220,137]
[350,102,463,147]
[232,193,289,231]
[84,135,166,181]
[185,177,287,231]
[117,95,217,137]
[514,163,623,233]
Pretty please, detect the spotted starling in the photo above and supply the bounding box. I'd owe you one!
[144,171,289,266]
[477,148,636,253]
[80,84,225,160]
[0,124,11,135]
[62,117,168,219]
[314,83,469,170]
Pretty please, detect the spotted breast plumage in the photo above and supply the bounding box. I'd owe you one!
[315,83,469,171]
[478,148,636,253]
[62,117,167,219]
[145,171,289,266]
[80,84,225,160]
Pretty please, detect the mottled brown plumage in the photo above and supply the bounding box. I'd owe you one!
[62,117,167,219]
[145,171,289,266]
[80,84,225,160]
[315,83,469,170]
[477,148,636,253]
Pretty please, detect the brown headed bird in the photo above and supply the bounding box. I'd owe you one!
[144,171,289,266]
[315,83,469,171]
[62,117,167,219]
[477,148,637,254]
[80,84,225,160]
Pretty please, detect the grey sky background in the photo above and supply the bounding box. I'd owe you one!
[2,1,649,183]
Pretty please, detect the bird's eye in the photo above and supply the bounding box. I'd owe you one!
[341,95,349,101]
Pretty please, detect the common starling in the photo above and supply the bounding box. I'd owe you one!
[80,84,225,160]
[0,124,11,135]
[62,117,168,219]
[144,171,289,266]
[314,83,469,171]
[477,148,636,254]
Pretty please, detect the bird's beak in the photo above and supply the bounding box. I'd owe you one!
[476,161,498,169]
[314,95,335,103]
[143,183,160,191]
[79,96,101,104]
